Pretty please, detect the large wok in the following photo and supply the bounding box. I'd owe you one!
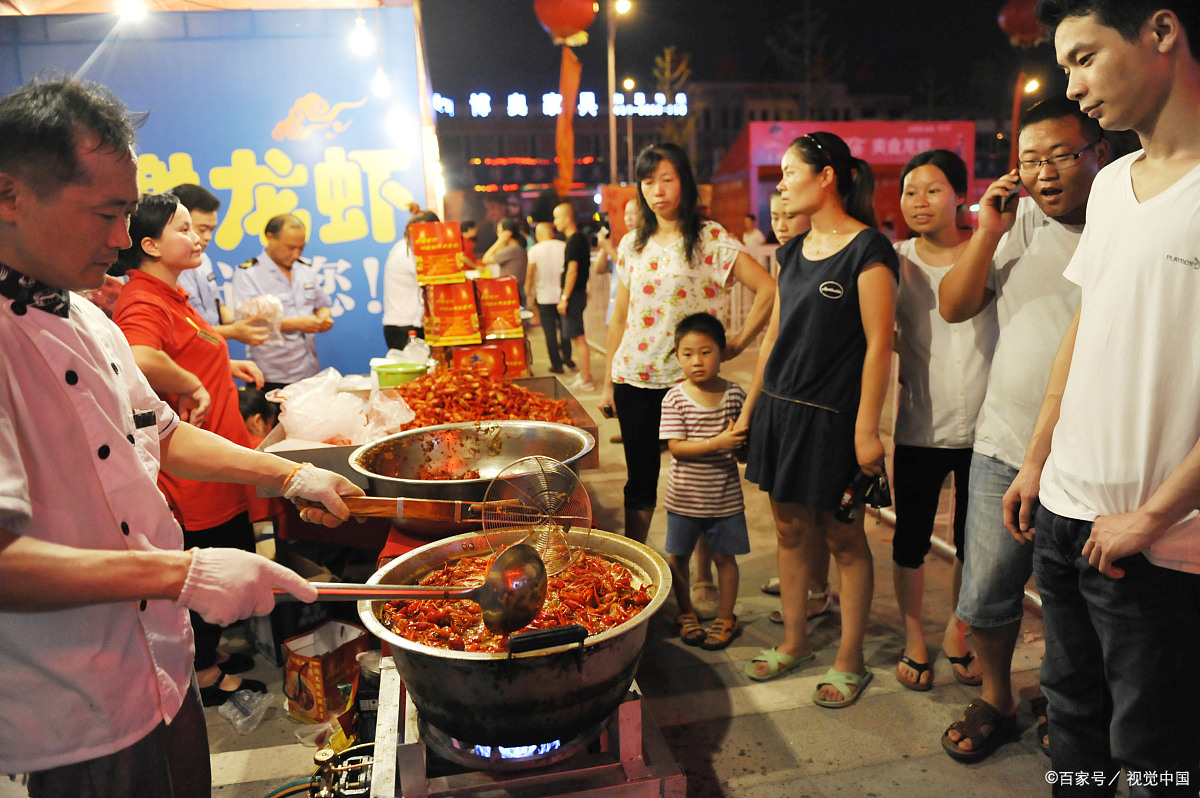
[358,528,671,746]
[348,421,595,535]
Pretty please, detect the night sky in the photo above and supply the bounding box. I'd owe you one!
[420,0,1067,118]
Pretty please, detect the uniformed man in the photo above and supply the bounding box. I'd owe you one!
[231,214,333,390]
[171,184,267,347]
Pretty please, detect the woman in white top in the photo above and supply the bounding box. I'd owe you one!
[600,143,775,550]
[891,150,996,691]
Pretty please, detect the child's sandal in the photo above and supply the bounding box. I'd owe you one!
[699,616,740,650]
[676,612,705,646]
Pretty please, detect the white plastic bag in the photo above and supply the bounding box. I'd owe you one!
[236,294,285,347]
[363,388,415,441]
[278,369,366,445]
[219,689,272,735]
[399,335,431,364]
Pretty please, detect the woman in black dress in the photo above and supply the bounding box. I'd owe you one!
[738,133,898,707]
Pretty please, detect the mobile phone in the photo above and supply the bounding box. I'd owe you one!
[601,403,616,419]
[993,186,1019,213]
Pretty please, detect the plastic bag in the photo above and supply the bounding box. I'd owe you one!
[363,388,415,441]
[219,689,272,735]
[236,294,285,347]
[277,369,366,445]
[399,335,431,364]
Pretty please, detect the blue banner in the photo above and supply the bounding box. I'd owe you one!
[0,8,428,376]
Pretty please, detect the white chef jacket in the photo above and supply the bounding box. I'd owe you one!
[230,251,331,384]
[0,265,193,773]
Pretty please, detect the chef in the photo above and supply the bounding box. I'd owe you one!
[0,76,362,798]
[231,213,334,390]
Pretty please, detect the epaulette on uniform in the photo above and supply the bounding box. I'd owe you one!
[237,257,257,269]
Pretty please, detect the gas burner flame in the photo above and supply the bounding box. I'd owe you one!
[469,740,563,759]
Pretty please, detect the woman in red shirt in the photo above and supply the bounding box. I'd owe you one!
[113,192,267,707]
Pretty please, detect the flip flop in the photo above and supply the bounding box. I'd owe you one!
[947,652,983,686]
[895,655,933,692]
[941,699,1018,763]
[813,667,873,708]
[690,581,719,620]
[768,586,834,624]
[745,648,815,682]
[761,576,781,595]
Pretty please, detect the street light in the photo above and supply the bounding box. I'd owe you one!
[623,78,635,183]
[606,0,632,185]
[1009,71,1041,169]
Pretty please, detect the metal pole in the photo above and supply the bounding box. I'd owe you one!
[607,2,618,186]
[626,106,634,184]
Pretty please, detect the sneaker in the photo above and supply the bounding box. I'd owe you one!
[566,377,595,392]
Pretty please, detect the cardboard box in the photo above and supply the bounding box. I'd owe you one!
[491,337,531,379]
[411,221,464,285]
[474,276,524,340]
[449,344,507,377]
[425,282,482,346]
[255,424,364,494]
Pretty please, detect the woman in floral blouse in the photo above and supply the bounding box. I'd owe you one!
[600,143,775,551]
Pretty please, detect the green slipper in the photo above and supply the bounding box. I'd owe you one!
[745,648,815,682]
[813,667,873,708]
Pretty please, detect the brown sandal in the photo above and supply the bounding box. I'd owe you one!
[676,612,705,646]
[699,616,741,650]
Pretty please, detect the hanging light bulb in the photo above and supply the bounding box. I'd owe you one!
[371,67,392,98]
[348,13,375,56]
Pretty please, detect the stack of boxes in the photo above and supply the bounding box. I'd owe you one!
[411,221,531,378]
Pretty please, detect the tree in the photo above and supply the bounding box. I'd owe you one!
[765,0,844,119]
[653,46,696,157]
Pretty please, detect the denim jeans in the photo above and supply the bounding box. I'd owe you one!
[1034,506,1200,797]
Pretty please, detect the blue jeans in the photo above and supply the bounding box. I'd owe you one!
[956,452,1033,627]
[1034,506,1200,797]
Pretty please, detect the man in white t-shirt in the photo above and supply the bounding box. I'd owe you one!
[1004,2,1200,791]
[741,213,765,247]
[936,96,1109,764]
[524,221,568,374]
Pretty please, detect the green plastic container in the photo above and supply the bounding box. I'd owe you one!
[375,362,427,387]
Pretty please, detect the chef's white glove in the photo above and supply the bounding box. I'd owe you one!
[178,548,318,626]
[282,463,362,526]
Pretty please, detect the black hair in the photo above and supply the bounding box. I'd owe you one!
[171,183,220,214]
[461,220,476,233]
[1019,96,1105,142]
[238,386,279,427]
[0,74,145,199]
[633,142,703,264]
[115,192,180,272]
[264,213,305,237]
[786,132,877,228]
[499,217,526,248]
[746,213,756,222]
[674,312,726,351]
[1037,0,1198,48]
[900,149,969,203]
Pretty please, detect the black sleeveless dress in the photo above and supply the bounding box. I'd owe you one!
[745,229,899,510]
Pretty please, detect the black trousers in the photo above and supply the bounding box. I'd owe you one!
[181,511,255,671]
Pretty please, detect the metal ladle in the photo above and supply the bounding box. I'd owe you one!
[273,543,548,635]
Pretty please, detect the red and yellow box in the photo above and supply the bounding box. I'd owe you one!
[411,221,464,285]
[425,282,482,346]
[491,337,531,378]
[449,344,507,378]
[474,276,524,340]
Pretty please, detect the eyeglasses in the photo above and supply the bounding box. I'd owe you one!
[1017,140,1102,173]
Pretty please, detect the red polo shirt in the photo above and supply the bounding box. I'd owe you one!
[114,269,251,531]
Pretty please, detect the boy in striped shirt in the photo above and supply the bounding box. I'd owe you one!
[659,313,749,650]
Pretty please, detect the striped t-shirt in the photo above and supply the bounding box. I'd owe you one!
[659,381,747,517]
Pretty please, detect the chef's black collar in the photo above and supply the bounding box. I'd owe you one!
[0,262,71,318]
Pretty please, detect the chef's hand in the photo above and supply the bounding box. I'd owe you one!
[178,548,318,626]
[179,383,210,427]
[229,359,264,389]
[283,463,364,526]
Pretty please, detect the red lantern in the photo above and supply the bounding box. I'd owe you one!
[534,0,597,47]
[998,0,1045,47]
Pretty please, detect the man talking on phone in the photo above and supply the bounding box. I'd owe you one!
[934,96,1109,763]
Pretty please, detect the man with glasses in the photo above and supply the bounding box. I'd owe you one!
[935,96,1109,762]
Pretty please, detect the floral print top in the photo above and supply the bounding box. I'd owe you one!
[613,221,741,388]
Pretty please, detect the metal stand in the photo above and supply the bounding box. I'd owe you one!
[371,658,685,797]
